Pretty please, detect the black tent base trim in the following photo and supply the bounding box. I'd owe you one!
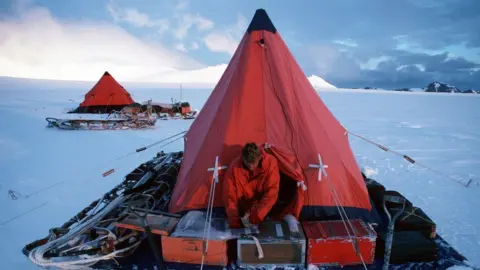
[68,102,198,119]
[68,105,131,114]
[21,151,472,269]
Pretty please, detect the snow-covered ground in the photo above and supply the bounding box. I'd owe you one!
[0,86,479,269]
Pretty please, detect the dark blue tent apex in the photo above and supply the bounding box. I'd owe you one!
[247,9,277,34]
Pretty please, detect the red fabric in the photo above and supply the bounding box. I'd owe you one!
[222,148,280,228]
[302,220,376,265]
[80,72,134,107]
[169,12,371,217]
[264,144,305,219]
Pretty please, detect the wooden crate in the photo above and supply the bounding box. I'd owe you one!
[237,221,306,268]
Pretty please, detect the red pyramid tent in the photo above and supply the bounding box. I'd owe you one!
[169,9,372,221]
[73,71,134,113]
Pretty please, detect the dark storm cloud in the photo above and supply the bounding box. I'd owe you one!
[387,51,479,72]
[299,0,480,89]
[343,0,478,49]
[299,45,480,90]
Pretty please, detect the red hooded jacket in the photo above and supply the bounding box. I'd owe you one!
[222,148,280,228]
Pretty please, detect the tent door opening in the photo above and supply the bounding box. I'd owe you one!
[268,171,298,219]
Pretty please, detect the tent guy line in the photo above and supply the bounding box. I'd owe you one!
[6,126,474,206]
[2,129,473,230]
[115,130,187,160]
[0,201,49,226]
[5,132,187,201]
[347,131,476,187]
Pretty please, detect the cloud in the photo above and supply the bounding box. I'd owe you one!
[303,42,480,90]
[107,1,169,34]
[0,4,206,82]
[301,0,480,71]
[190,42,199,50]
[175,43,188,52]
[360,56,394,70]
[203,14,247,56]
[333,39,358,47]
[107,0,214,45]
[174,0,189,11]
[302,45,362,81]
[173,13,214,40]
[203,33,239,56]
[0,1,356,89]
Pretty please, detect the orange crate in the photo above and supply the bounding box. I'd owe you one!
[161,236,236,266]
[302,219,377,266]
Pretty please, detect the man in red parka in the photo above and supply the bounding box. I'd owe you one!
[222,142,280,228]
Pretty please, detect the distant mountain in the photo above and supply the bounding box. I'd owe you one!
[389,82,478,94]
[424,81,461,93]
[307,75,337,89]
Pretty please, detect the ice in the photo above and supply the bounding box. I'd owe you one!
[0,83,479,269]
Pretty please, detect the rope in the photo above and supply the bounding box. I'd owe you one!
[0,201,49,226]
[115,130,187,160]
[249,235,264,259]
[104,95,113,113]
[320,163,368,270]
[8,131,186,200]
[23,181,66,199]
[200,157,221,270]
[398,207,435,224]
[27,195,133,268]
[19,146,177,269]
[348,131,475,187]
[200,177,215,270]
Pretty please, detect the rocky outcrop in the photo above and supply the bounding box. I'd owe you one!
[424,82,461,93]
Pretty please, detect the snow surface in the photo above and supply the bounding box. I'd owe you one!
[0,85,479,269]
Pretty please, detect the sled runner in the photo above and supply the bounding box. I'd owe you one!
[45,116,157,130]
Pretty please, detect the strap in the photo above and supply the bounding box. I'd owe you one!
[397,207,435,224]
[297,181,308,191]
[248,235,264,259]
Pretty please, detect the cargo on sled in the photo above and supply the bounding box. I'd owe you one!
[45,116,157,130]
[47,98,157,130]
[66,71,197,120]
[23,7,474,270]
[21,149,471,270]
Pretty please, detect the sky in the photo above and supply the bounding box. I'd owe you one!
[0,0,479,90]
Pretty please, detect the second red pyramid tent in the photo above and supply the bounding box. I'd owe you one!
[71,71,135,113]
[169,9,372,221]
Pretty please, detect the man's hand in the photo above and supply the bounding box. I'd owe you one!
[241,212,252,228]
[283,214,299,233]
